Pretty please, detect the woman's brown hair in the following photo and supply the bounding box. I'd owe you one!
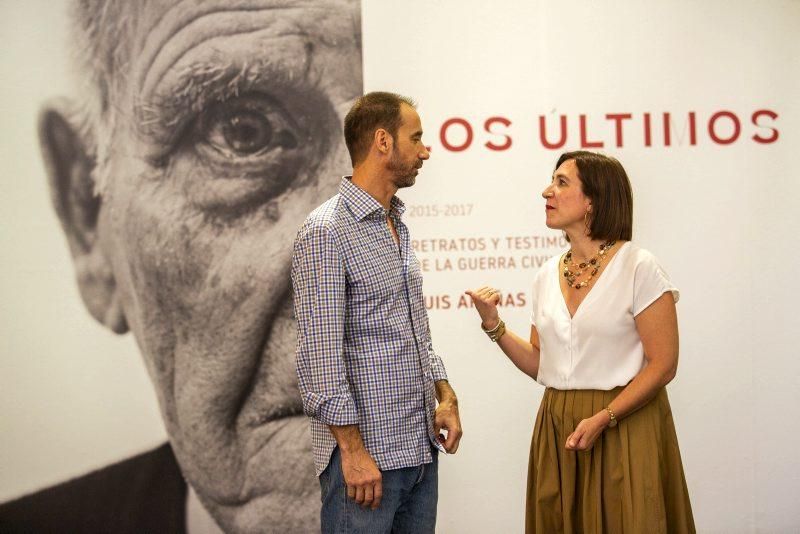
[555,151,633,241]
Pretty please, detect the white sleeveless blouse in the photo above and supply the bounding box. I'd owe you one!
[530,242,679,390]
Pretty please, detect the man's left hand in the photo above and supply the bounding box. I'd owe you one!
[434,399,462,453]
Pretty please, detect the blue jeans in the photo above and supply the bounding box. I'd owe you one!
[319,447,438,534]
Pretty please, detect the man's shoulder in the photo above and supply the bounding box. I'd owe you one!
[310,193,344,221]
[0,443,187,534]
[298,194,351,240]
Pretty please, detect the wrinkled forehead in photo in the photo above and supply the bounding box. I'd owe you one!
[74,0,362,191]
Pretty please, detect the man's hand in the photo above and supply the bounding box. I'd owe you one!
[328,425,383,509]
[434,380,463,453]
[340,447,383,509]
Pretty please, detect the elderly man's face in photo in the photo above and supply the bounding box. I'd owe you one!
[42,0,361,530]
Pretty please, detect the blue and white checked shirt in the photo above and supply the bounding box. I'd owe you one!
[292,177,448,476]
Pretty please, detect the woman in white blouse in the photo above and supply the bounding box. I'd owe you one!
[467,151,694,533]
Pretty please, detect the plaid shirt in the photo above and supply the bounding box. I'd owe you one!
[292,177,448,476]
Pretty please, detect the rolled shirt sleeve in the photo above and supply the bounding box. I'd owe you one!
[292,223,359,427]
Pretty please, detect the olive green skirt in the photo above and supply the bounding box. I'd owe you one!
[527,387,695,534]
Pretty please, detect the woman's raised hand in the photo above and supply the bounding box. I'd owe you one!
[464,286,502,329]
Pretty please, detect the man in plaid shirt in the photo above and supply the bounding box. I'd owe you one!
[292,92,462,533]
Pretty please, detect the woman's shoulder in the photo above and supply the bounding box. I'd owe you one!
[621,243,680,310]
[616,242,664,268]
[615,243,675,285]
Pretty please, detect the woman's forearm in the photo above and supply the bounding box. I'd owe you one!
[605,359,676,421]
[495,327,540,379]
[465,287,540,379]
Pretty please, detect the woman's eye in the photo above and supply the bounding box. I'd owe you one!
[200,95,299,157]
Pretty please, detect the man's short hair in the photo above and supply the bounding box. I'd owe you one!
[344,91,416,166]
[555,151,634,242]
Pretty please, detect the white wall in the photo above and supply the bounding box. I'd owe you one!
[362,1,800,532]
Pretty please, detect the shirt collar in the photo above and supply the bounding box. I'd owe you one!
[340,176,406,221]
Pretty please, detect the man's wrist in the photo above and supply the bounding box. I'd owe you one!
[434,380,458,406]
[438,398,458,410]
[337,439,366,453]
[329,424,367,453]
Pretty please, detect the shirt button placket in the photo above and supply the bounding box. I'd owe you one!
[567,320,574,388]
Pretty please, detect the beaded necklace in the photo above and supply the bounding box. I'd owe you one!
[562,240,616,289]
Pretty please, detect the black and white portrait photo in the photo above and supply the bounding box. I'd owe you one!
[1,1,362,532]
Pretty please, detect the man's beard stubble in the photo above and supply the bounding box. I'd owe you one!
[388,152,418,189]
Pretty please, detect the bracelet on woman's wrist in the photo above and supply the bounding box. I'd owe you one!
[481,319,506,342]
[605,406,618,427]
[482,319,502,333]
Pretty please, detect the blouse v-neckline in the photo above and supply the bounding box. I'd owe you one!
[557,241,630,320]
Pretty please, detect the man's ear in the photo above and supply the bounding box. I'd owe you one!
[374,128,392,155]
[39,100,128,334]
